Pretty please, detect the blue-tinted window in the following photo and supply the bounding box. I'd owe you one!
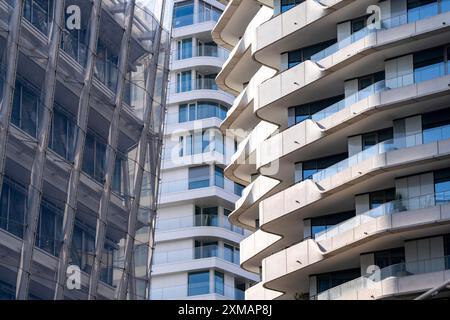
[310,211,356,239]
[408,0,439,23]
[214,166,224,188]
[422,108,450,144]
[189,166,210,189]
[435,168,450,203]
[214,271,224,295]
[280,0,305,13]
[316,269,360,294]
[188,271,210,296]
[173,0,194,28]
[234,183,245,196]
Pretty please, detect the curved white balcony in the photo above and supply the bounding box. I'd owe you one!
[256,71,450,178]
[216,6,273,95]
[155,215,246,244]
[245,281,283,300]
[240,229,282,273]
[315,256,450,300]
[167,80,235,106]
[220,66,276,133]
[255,10,450,127]
[229,175,279,230]
[253,0,363,69]
[260,134,450,241]
[212,0,266,50]
[151,254,259,281]
[225,120,278,185]
[171,46,229,72]
[261,198,450,298]
[159,177,239,206]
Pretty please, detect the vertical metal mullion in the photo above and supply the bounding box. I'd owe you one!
[0,0,25,214]
[15,0,65,300]
[115,0,168,300]
[88,0,137,300]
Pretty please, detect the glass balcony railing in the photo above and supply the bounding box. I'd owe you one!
[153,245,240,265]
[156,215,245,235]
[310,65,450,124]
[171,78,219,94]
[311,80,386,122]
[160,177,236,195]
[310,132,424,183]
[174,46,229,61]
[314,255,450,300]
[314,190,450,242]
[151,283,245,300]
[310,5,450,63]
[173,12,221,29]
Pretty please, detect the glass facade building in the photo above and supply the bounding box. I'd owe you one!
[0,0,172,300]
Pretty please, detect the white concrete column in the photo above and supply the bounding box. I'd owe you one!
[348,135,362,157]
[337,21,351,42]
[355,194,370,215]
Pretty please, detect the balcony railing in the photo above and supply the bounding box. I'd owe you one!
[314,255,450,300]
[151,283,245,300]
[310,6,450,63]
[311,80,386,122]
[160,176,236,195]
[153,245,240,265]
[173,13,221,29]
[311,125,450,183]
[173,46,229,61]
[171,78,219,94]
[310,65,450,123]
[314,190,450,242]
[156,215,245,235]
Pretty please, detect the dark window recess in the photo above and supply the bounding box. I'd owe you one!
[422,108,450,144]
[358,71,385,90]
[444,234,450,269]
[374,247,405,270]
[286,39,337,69]
[361,128,393,150]
[310,211,356,239]
[414,46,445,69]
[288,95,344,127]
[369,188,396,209]
[316,269,361,294]
[301,153,348,181]
[280,0,306,13]
[434,168,450,204]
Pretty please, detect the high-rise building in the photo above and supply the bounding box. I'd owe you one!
[215,0,450,300]
[151,0,259,300]
[0,0,171,300]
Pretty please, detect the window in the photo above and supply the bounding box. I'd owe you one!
[195,207,219,227]
[286,39,336,69]
[177,38,192,60]
[288,95,344,127]
[414,46,447,83]
[0,281,15,300]
[444,234,450,269]
[434,168,450,203]
[224,243,240,264]
[0,178,26,238]
[408,0,439,23]
[422,108,450,144]
[374,247,405,270]
[195,240,218,259]
[23,0,53,35]
[280,0,305,13]
[369,188,396,209]
[316,269,361,294]
[12,80,40,138]
[298,153,348,182]
[214,166,224,188]
[361,128,393,151]
[358,71,385,98]
[214,271,224,295]
[188,271,209,296]
[177,71,192,92]
[234,279,246,300]
[36,202,63,257]
[234,183,245,196]
[310,211,356,239]
[179,102,228,123]
[199,1,222,22]
[189,166,210,189]
[173,0,194,28]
